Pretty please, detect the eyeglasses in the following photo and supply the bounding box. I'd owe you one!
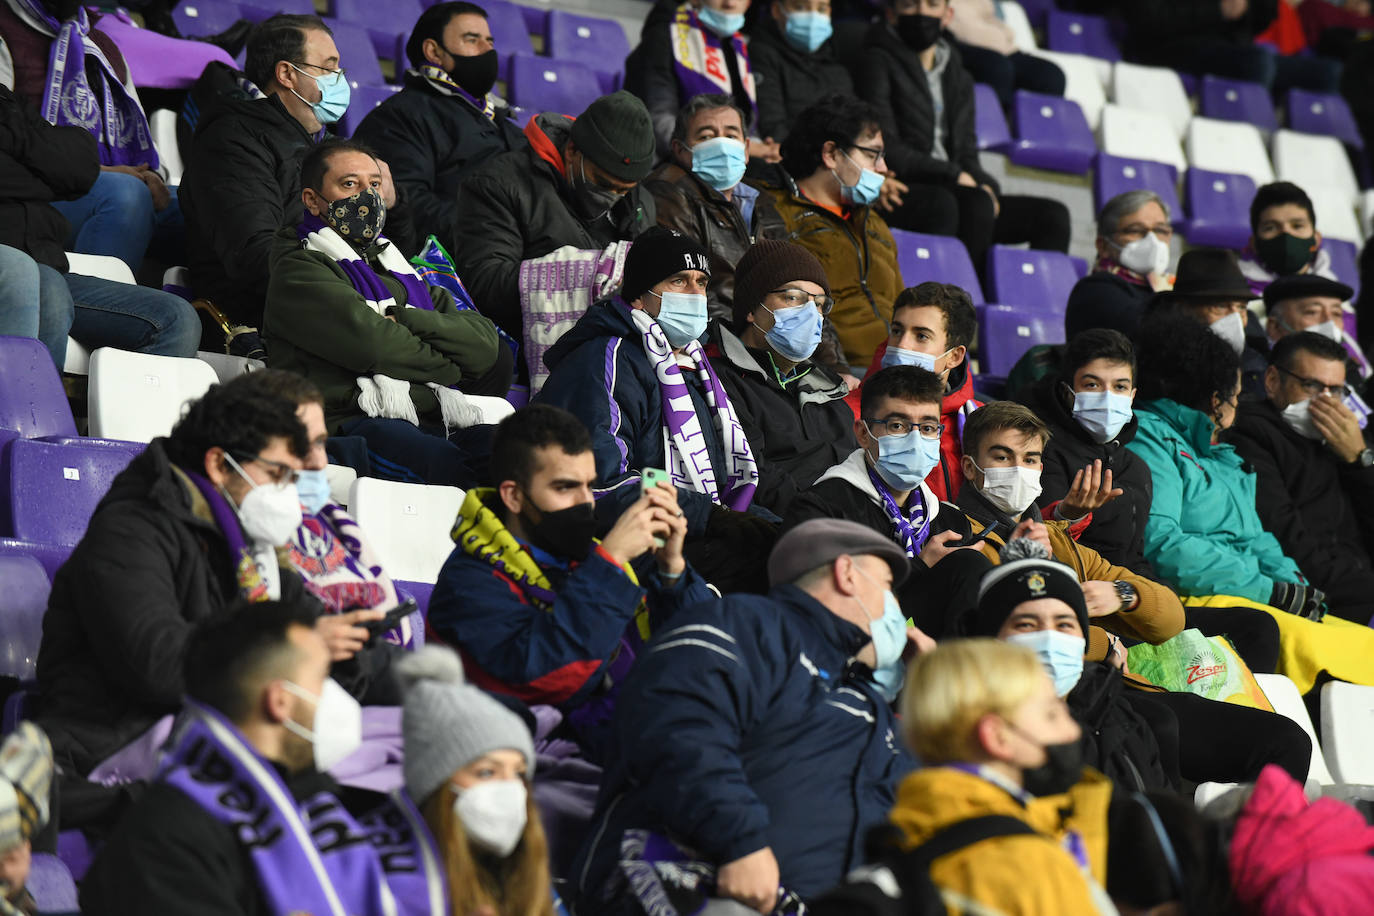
[767,287,834,315]
[1115,222,1173,243]
[230,451,301,487]
[290,61,347,82]
[863,417,944,440]
[850,143,885,164]
[1276,365,1351,400]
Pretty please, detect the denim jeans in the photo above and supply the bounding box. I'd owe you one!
[48,170,185,274]
[0,244,73,368]
[338,416,496,488]
[58,269,199,357]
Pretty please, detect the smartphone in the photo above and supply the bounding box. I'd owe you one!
[641,468,669,548]
[953,520,1003,548]
[363,598,418,637]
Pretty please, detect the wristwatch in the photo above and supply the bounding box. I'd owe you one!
[1113,580,1138,613]
[1356,448,1374,469]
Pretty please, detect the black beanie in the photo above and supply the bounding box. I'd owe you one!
[570,90,656,182]
[732,239,831,331]
[967,539,1089,637]
[621,227,712,303]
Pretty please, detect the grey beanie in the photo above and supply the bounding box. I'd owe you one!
[397,646,536,803]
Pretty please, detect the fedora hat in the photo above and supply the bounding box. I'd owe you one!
[1158,249,1252,302]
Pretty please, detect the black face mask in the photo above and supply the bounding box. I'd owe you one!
[571,157,625,224]
[522,497,598,560]
[1021,737,1085,797]
[896,13,943,52]
[1255,231,1317,277]
[442,46,498,99]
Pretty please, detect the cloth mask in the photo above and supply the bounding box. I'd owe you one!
[1111,231,1170,277]
[881,345,950,373]
[690,136,747,192]
[1307,319,1344,343]
[834,150,884,207]
[321,187,386,248]
[1006,630,1086,697]
[869,426,942,492]
[224,454,303,546]
[444,46,498,98]
[697,5,745,36]
[289,63,350,124]
[1280,398,1322,440]
[651,290,709,347]
[853,565,908,671]
[281,678,363,772]
[1015,728,1085,797]
[1209,311,1246,357]
[974,462,1043,517]
[524,498,598,560]
[573,157,623,223]
[1256,232,1317,276]
[896,12,943,51]
[764,302,824,362]
[784,10,833,52]
[453,779,529,858]
[295,468,332,515]
[1071,390,1134,444]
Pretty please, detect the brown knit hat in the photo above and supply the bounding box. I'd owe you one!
[732,240,831,331]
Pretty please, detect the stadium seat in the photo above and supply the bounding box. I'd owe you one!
[0,438,142,546]
[1320,681,1374,784]
[1111,62,1191,141]
[0,555,47,680]
[1303,185,1363,245]
[1029,50,1107,130]
[392,579,431,646]
[321,18,386,89]
[63,338,90,376]
[546,10,630,81]
[1325,238,1361,301]
[66,252,135,284]
[1069,255,1088,279]
[973,83,1011,152]
[1045,10,1120,62]
[1092,152,1182,222]
[1272,129,1360,201]
[1186,117,1274,188]
[0,539,71,583]
[986,246,1080,314]
[1100,104,1187,176]
[348,478,463,584]
[1199,75,1277,134]
[338,84,400,138]
[467,395,517,425]
[150,109,183,186]
[517,3,548,44]
[1180,169,1256,250]
[87,348,218,443]
[999,1,1038,53]
[26,855,78,914]
[171,2,242,38]
[889,230,985,304]
[482,0,536,81]
[196,351,266,384]
[1255,673,1334,785]
[0,336,77,440]
[240,0,314,21]
[325,463,357,508]
[508,54,602,117]
[1362,190,1374,240]
[1287,89,1364,150]
[975,303,1066,379]
[1012,0,1053,27]
[332,0,425,62]
[1007,91,1095,174]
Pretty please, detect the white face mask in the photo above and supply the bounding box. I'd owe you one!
[1112,231,1170,277]
[1209,311,1246,357]
[281,678,363,772]
[224,453,303,545]
[975,462,1043,517]
[1307,319,1344,344]
[453,779,528,857]
[1279,398,1322,440]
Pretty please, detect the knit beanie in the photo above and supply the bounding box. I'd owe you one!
[620,226,712,304]
[731,240,831,331]
[397,646,536,804]
[965,538,1089,637]
[570,90,656,182]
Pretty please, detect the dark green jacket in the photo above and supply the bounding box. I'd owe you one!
[264,227,502,432]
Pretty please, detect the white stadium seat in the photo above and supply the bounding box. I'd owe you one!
[196,350,265,384]
[1111,61,1192,140]
[87,347,218,442]
[63,253,138,376]
[1256,673,1334,786]
[1272,129,1360,201]
[1321,682,1374,785]
[324,464,357,509]
[1303,185,1363,245]
[1032,50,1108,130]
[1186,117,1274,188]
[150,108,183,186]
[347,478,464,584]
[1000,1,1038,53]
[1100,104,1186,175]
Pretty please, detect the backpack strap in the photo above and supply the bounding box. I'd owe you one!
[901,814,1039,869]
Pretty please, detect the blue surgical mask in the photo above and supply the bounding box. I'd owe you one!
[1071,390,1134,444]
[869,426,941,492]
[871,657,905,704]
[652,291,709,347]
[690,136,747,192]
[763,303,823,362]
[697,5,745,36]
[881,345,950,373]
[1006,630,1085,697]
[854,566,909,690]
[835,150,884,207]
[784,10,833,52]
[289,63,351,124]
[296,468,332,515]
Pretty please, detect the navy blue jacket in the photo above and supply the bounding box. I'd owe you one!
[572,585,917,905]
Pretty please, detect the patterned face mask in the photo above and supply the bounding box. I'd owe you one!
[321,187,386,247]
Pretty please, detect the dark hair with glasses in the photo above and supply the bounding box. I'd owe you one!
[244,13,332,92]
[164,372,311,473]
[779,93,882,180]
[1270,332,1351,398]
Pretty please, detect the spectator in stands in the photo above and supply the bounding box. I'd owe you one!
[429,405,711,762]
[36,373,390,831]
[955,400,1186,647]
[1226,332,1374,624]
[1263,274,1370,384]
[573,519,919,910]
[766,93,901,373]
[353,1,526,247]
[643,93,787,323]
[82,600,446,914]
[452,90,657,343]
[748,0,854,144]
[785,365,993,639]
[948,0,1066,110]
[0,83,197,363]
[265,139,511,489]
[0,724,53,916]
[1239,181,1345,296]
[181,14,410,359]
[538,227,777,592]
[398,646,568,916]
[856,0,1071,280]
[1066,190,1175,340]
[707,240,856,517]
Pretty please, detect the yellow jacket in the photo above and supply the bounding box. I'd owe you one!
[888,766,1115,916]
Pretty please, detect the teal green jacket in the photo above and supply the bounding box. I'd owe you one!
[1126,398,1302,603]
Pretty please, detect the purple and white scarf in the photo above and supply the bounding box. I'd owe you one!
[867,464,931,557]
[669,4,755,121]
[627,305,757,511]
[160,701,447,916]
[614,830,807,916]
[519,241,631,393]
[19,1,158,167]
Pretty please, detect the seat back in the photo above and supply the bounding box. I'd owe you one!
[1273,129,1360,200]
[1303,185,1363,245]
[976,304,1066,379]
[889,230,985,304]
[1045,10,1120,61]
[66,252,136,285]
[1199,75,1277,133]
[322,18,385,89]
[1362,189,1374,241]
[1111,61,1191,140]
[1256,673,1334,785]
[240,0,314,21]
[1186,117,1274,188]
[1092,152,1182,219]
[150,108,183,185]
[1031,49,1107,130]
[347,478,464,583]
[338,84,399,138]
[508,54,602,117]
[482,0,536,81]
[87,348,218,443]
[1324,238,1360,301]
[26,854,78,912]
[1287,89,1364,149]
[171,2,242,37]
[986,245,1080,313]
[325,463,358,509]
[1182,168,1256,249]
[1320,681,1374,784]
[973,83,1011,151]
[0,336,77,440]
[0,538,71,583]
[1009,91,1095,174]
[0,555,47,680]
[547,10,630,79]
[1,438,142,546]
[195,350,265,384]
[1100,104,1187,175]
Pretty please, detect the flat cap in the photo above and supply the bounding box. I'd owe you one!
[768,518,911,589]
[1262,273,1354,309]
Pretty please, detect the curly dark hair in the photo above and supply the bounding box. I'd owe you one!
[163,372,310,472]
[779,93,882,180]
[1134,315,1241,415]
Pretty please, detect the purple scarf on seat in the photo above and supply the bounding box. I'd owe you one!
[668,3,755,122]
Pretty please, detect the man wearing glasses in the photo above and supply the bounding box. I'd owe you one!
[1228,331,1374,624]
[1067,189,1177,340]
[1262,273,1370,389]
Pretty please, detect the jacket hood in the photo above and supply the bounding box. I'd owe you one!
[1030,375,1141,450]
[524,111,574,178]
[197,92,307,139]
[1135,398,1220,457]
[816,448,943,520]
[943,362,979,416]
[543,298,640,370]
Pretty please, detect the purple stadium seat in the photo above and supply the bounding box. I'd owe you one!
[322,18,386,89]
[976,303,1066,379]
[394,579,432,648]
[0,336,77,440]
[974,83,1012,152]
[517,3,548,41]
[1199,76,1277,133]
[547,10,630,82]
[1046,10,1121,61]
[889,229,985,304]
[0,555,47,680]
[338,84,400,138]
[171,2,243,38]
[509,54,602,117]
[1092,152,1182,222]
[478,0,535,82]
[1181,168,1256,249]
[0,438,141,546]
[240,0,314,21]
[506,384,530,408]
[0,539,70,582]
[1008,91,1096,174]
[986,246,1081,314]
[1287,89,1365,151]
[1325,238,1361,302]
[1014,0,1055,28]
[26,855,77,913]
[1070,255,1089,279]
[333,0,424,62]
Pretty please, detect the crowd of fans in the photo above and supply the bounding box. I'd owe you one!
[3,0,1374,914]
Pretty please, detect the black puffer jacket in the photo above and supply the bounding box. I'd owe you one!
[1123,0,1278,61]
[855,27,997,191]
[1069,663,1173,792]
[748,13,855,142]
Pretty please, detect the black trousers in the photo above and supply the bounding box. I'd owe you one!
[955,41,1067,110]
[1184,605,1281,674]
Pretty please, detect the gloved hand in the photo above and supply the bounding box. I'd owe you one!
[1269,582,1328,621]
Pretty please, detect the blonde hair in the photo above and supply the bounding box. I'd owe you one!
[902,639,1047,764]
[422,783,556,916]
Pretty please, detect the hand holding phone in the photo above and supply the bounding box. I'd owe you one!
[641,468,669,548]
[364,598,418,637]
